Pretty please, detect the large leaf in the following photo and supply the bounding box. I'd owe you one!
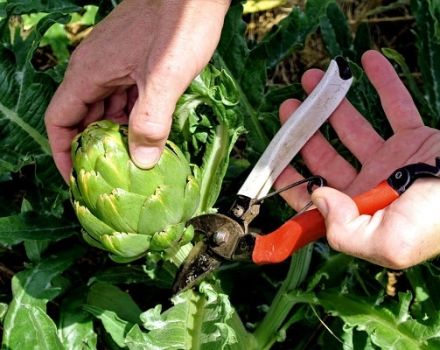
[87,282,254,350]
[319,2,390,137]
[214,0,333,154]
[84,305,132,348]
[292,291,440,350]
[125,282,254,350]
[171,65,244,212]
[0,212,77,245]
[58,290,97,350]
[0,0,81,15]
[87,282,142,325]
[0,12,70,178]
[1,247,85,349]
[411,0,440,127]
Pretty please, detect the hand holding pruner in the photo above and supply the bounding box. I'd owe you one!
[173,57,440,293]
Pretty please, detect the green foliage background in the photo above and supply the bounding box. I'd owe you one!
[1,0,440,349]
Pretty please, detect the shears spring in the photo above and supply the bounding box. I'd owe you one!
[254,175,327,202]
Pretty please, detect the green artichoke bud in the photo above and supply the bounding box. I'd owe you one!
[70,120,200,262]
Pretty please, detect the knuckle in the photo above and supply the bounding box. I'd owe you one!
[378,233,416,270]
[131,118,170,142]
[68,43,94,73]
[381,245,413,270]
[326,225,345,252]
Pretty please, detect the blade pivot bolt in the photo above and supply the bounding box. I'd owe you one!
[211,230,229,246]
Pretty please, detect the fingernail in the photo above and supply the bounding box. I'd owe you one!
[314,197,328,216]
[132,146,161,168]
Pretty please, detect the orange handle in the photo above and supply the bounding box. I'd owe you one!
[252,181,400,264]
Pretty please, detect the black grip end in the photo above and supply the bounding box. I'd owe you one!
[335,56,352,80]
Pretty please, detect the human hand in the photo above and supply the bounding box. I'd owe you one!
[276,50,440,269]
[45,0,230,182]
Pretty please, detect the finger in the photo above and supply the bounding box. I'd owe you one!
[82,101,104,127]
[104,89,129,124]
[300,130,358,192]
[128,66,195,168]
[311,187,386,264]
[126,85,138,115]
[301,69,384,164]
[274,167,310,211]
[362,50,423,131]
[311,186,422,269]
[45,62,115,181]
[45,85,89,182]
[105,89,128,119]
[45,123,77,183]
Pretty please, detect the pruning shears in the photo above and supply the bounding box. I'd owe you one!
[172,57,440,293]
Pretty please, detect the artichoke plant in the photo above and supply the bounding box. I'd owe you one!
[70,120,200,262]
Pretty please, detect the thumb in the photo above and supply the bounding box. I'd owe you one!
[311,187,369,253]
[128,76,185,169]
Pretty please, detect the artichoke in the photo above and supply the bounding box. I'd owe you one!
[70,120,200,262]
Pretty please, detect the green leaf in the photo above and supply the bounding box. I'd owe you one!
[84,305,133,348]
[406,264,440,324]
[0,0,81,15]
[214,0,333,154]
[124,282,254,350]
[290,290,440,350]
[0,302,8,322]
[24,239,51,261]
[0,212,77,245]
[59,290,98,350]
[171,65,244,212]
[411,0,440,126]
[253,246,313,349]
[90,265,161,285]
[87,282,142,325]
[382,47,436,125]
[320,2,354,60]
[1,247,85,349]
[0,12,70,177]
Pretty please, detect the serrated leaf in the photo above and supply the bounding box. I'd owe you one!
[0,14,65,177]
[214,0,333,155]
[133,283,250,349]
[171,65,244,212]
[291,290,440,350]
[123,282,253,350]
[320,2,354,59]
[2,247,85,349]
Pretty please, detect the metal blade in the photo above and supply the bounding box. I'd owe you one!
[238,57,353,200]
[172,241,222,294]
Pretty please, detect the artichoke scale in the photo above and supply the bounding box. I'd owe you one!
[94,189,144,233]
[73,201,114,241]
[150,223,186,251]
[94,152,130,190]
[101,232,151,260]
[77,169,114,211]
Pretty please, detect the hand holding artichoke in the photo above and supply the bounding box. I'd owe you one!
[70,120,200,262]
